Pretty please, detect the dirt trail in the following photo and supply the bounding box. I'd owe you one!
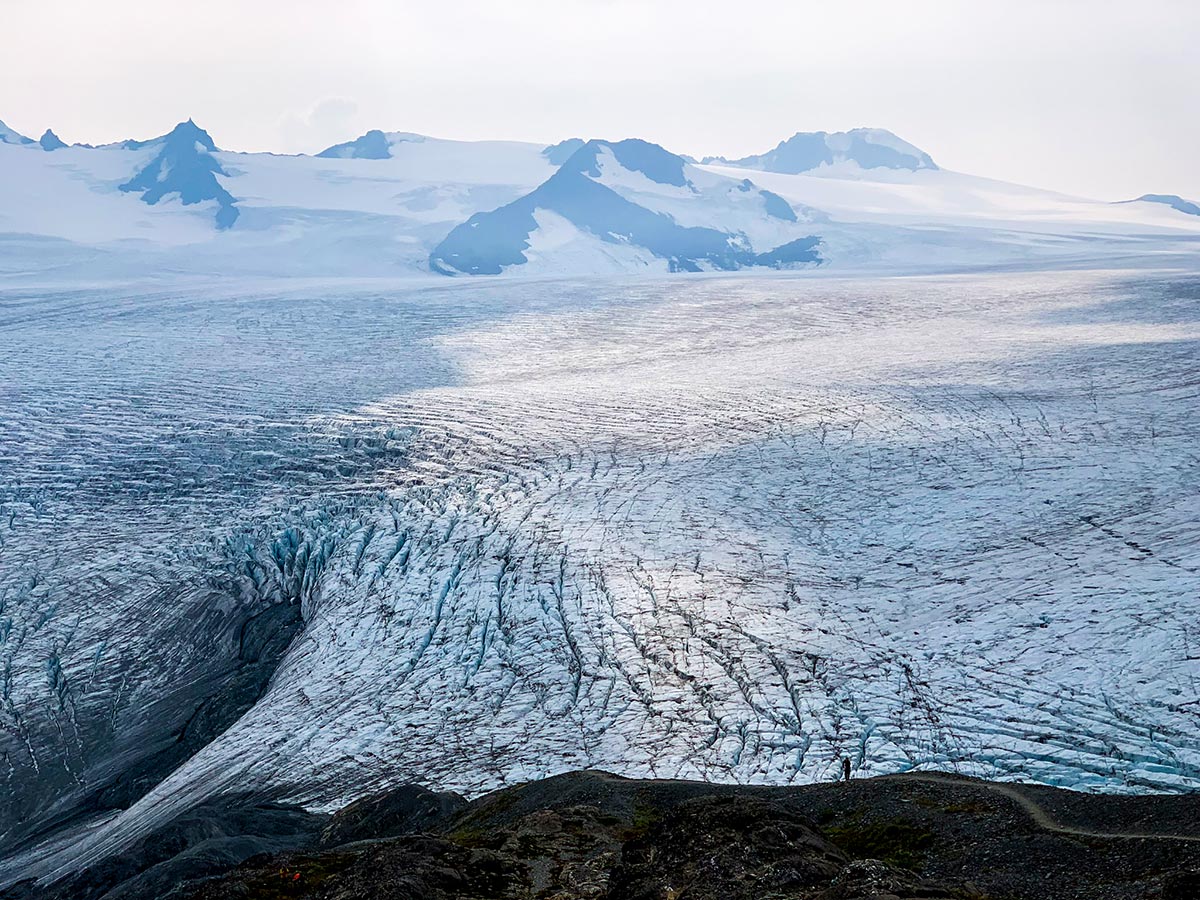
[893,773,1200,843]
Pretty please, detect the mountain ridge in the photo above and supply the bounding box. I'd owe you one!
[2,115,1199,277]
[0,118,34,145]
[11,770,1200,900]
[1125,193,1200,217]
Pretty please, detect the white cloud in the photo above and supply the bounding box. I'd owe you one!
[277,98,362,155]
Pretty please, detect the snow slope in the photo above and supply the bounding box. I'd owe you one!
[2,269,1200,888]
[0,140,224,246]
[697,162,1200,273]
[0,118,33,146]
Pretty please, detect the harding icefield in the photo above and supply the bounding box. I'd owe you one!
[3,4,1200,897]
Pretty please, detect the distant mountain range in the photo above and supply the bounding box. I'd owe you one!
[1,118,1198,279]
[703,128,938,173]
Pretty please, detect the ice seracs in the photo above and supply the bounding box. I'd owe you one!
[430,138,823,275]
[705,128,938,174]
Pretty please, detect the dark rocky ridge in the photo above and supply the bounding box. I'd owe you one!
[0,594,306,862]
[6,770,1200,900]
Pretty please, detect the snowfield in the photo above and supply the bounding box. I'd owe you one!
[2,267,1199,885]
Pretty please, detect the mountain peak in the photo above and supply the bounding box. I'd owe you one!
[119,120,238,229]
[318,129,390,159]
[166,119,218,151]
[114,119,220,153]
[542,138,586,165]
[39,129,67,151]
[704,128,937,174]
[431,136,822,276]
[562,139,691,188]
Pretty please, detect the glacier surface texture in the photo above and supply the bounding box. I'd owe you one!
[1,269,1199,884]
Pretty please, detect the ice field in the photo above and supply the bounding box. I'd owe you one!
[2,268,1200,883]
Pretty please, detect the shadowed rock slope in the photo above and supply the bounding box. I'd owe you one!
[7,770,1200,900]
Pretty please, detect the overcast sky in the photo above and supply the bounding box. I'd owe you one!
[3,0,1197,199]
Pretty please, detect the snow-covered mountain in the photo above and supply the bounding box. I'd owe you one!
[431,138,823,275]
[118,120,240,229]
[2,118,1199,279]
[704,128,938,174]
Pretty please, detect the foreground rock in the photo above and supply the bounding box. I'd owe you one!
[7,770,1200,900]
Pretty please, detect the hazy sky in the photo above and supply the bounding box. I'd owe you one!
[3,0,1197,199]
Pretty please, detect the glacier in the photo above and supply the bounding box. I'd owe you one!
[3,116,1200,889]
[1,267,1199,889]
